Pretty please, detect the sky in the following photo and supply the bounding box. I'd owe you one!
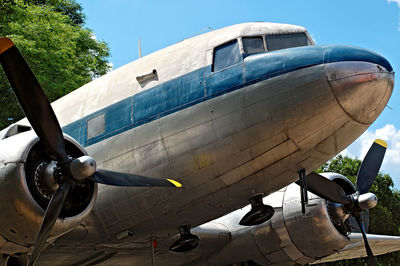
[77,0,400,187]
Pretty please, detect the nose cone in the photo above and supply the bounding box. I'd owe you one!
[325,46,394,124]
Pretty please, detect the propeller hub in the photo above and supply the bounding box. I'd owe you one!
[69,156,97,181]
[357,192,378,211]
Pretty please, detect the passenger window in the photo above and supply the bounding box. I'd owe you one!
[266,33,310,52]
[213,40,241,72]
[87,113,105,139]
[243,37,265,55]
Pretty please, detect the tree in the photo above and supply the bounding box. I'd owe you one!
[0,0,110,129]
[25,0,86,25]
[316,155,400,265]
[53,0,85,25]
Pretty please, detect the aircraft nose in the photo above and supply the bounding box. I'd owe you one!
[324,47,394,124]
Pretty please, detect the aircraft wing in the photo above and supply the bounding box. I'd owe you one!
[313,233,400,263]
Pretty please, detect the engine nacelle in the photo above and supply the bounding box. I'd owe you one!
[281,173,355,260]
[0,130,97,254]
[187,173,361,265]
[246,173,356,265]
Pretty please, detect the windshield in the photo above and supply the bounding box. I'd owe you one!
[213,40,241,72]
[265,33,310,52]
[243,36,265,55]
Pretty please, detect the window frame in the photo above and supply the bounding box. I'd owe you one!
[87,113,106,140]
[264,32,312,52]
[210,32,313,72]
[212,39,242,73]
[241,35,267,56]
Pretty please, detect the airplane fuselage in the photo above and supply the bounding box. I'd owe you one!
[48,23,393,244]
[1,22,393,264]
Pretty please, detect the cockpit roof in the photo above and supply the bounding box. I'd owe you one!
[198,22,313,49]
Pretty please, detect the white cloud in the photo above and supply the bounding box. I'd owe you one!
[107,62,114,72]
[339,148,354,158]
[388,0,400,30]
[388,0,400,7]
[341,124,400,188]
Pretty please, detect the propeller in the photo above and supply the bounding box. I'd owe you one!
[305,139,387,266]
[0,37,182,266]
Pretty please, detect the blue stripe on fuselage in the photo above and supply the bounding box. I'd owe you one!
[62,45,392,147]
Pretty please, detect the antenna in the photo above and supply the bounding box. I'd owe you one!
[138,37,142,58]
[184,27,212,40]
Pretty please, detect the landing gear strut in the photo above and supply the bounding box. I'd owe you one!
[169,225,200,253]
[239,194,275,226]
[298,169,309,214]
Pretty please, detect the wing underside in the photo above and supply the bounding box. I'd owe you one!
[313,233,400,264]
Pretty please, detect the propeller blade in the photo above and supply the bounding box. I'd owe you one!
[354,214,377,266]
[0,37,68,162]
[29,182,71,266]
[304,172,352,205]
[93,169,182,188]
[356,139,387,194]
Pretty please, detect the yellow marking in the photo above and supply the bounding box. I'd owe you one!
[0,37,14,54]
[166,179,182,188]
[374,139,387,148]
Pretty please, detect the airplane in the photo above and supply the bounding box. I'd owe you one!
[0,21,398,265]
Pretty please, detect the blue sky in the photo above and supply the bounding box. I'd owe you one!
[77,0,400,186]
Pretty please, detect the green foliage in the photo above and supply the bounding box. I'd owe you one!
[53,0,85,25]
[24,0,86,25]
[0,0,110,129]
[316,155,400,265]
[316,155,361,184]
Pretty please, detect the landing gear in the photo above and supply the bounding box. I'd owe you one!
[298,169,308,214]
[169,225,200,253]
[239,194,275,226]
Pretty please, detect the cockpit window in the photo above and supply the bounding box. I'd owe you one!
[213,40,241,72]
[265,33,310,52]
[243,37,265,55]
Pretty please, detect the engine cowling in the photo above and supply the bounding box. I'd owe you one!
[281,173,355,260]
[247,173,357,265]
[0,130,97,254]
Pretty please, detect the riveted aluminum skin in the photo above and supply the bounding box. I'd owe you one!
[283,183,350,259]
[86,59,391,244]
[23,59,393,265]
[200,188,315,265]
[0,131,98,253]
[325,61,394,125]
[200,181,355,265]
